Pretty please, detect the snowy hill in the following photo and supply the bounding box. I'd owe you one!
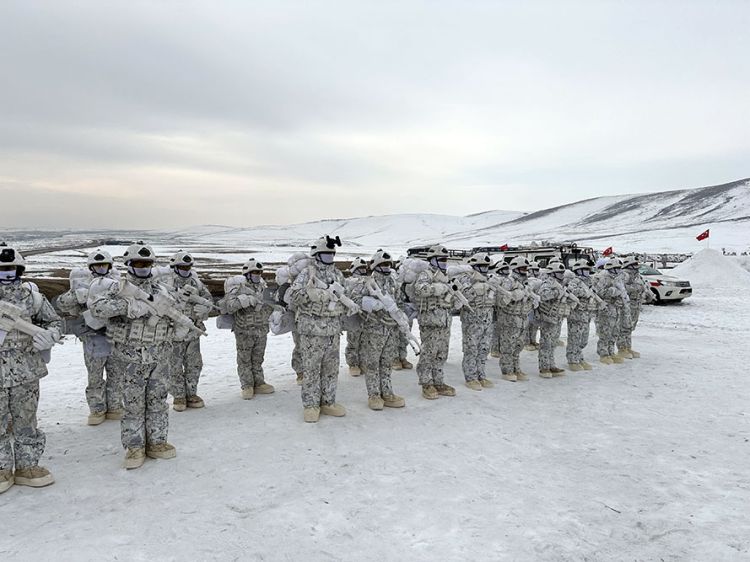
[157,178,750,255]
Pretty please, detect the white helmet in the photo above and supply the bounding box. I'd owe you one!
[595,258,608,270]
[604,257,624,270]
[468,252,492,268]
[509,256,530,271]
[622,255,639,269]
[370,249,393,271]
[425,244,449,260]
[529,260,541,272]
[0,242,26,275]
[548,262,566,278]
[242,258,264,274]
[123,241,156,264]
[87,249,114,268]
[547,256,562,267]
[169,250,194,268]
[310,235,341,256]
[571,259,593,272]
[348,256,370,274]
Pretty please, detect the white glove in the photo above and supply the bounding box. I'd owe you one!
[432,284,448,296]
[74,287,89,305]
[193,304,212,318]
[127,300,151,319]
[237,294,258,308]
[32,331,55,351]
[307,287,329,304]
[361,296,384,313]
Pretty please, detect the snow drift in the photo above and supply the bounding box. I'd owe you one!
[672,249,750,288]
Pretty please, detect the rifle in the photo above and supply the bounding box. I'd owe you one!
[0,301,60,342]
[448,278,474,312]
[177,284,219,312]
[118,281,207,337]
[366,279,421,355]
[307,267,361,315]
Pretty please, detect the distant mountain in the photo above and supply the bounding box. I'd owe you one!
[161,178,750,254]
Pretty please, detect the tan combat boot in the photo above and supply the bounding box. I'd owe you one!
[349,366,362,377]
[146,442,176,460]
[87,411,106,426]
[580,361,593,370]
[400,359,414,370]
[550,367,566,376]
[303,407,320,423]
[0,469,14,493]
[296,373,304,385]
[568,363,583,372]
[490,350,501,358]
[383,394,405,408]
[173,398,187,412]
[421,385,439,399]
[105,410,123,420]
[539,369,554,379]
[617,348,634,359]
[515,371,529,381]
[391,360,403,371]
[502,373,518,382]
[368,395,385,410]
[186,395,205,408]
[479,379,494,388]
[611,355,625,364]
[465,380,482,391]
[14,466,54,488]
[124,448,146,470]
[600,355,614,365]
[320,403,346,417]
[435,384,456,397]
[255,383,275,394]
[241,387,255,400]
[630,349,641,358]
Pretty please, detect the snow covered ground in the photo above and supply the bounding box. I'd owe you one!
[2,254,750,560]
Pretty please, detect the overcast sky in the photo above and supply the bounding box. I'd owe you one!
[1,0,748,229]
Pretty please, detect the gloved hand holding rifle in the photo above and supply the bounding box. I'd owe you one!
[118,280,207,337]
[365,279,421,355]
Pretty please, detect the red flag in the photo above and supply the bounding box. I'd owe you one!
[499,244,509,251]
[696,229,710,241]
[602,247,613,256]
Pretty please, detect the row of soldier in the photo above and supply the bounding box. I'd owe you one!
[0,237,648,490]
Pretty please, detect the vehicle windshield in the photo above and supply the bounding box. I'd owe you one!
[639,266,661,275]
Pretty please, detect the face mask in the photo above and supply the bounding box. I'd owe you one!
[175,268,192,278]
[353,268,367,276]
[91,265,110,277]
[578,269,590,278]
[474,265,489,274]
[318,253,335,265]
[375,266,391,275]
[128,266,152,278]
[0,270,17,283]
[430,257,447,272]
[248,273,262,284]
[516,268,528,277]
[553,272,564,281]
[609,268,620,275]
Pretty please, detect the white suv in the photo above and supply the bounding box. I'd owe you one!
[638,265,693,303]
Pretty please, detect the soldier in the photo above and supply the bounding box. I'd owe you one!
[392,258,415,371]
[524,260,542,350]
[536,262,575,377]
[356,250,406,410]
[344,257,369,376]
[163,251,213,411]
[616,256,651,359]
[287,236,348,422]
[565,259,598,371]
[221,259,275,400]
[454,253,497,390]
[496,257,538,382]
[0,243,62,492]
[414,245,456,399]
[88,242,178,469]
[55,250,123,425]
[489,259,510,358]
[592,258,628,365]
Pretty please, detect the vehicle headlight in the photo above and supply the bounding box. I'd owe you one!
[662,281,679,287]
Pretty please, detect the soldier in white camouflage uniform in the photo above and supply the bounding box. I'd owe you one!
[163,251,213,411]
[592,258,628,365]
[536,262,575,378]
[392,259,415,371]
[496,257,537,382]
[56,250,124,425]
[564,259,598,371]
[344,257,369,376]
[288,236,348,422]
[489,259,510,358]
[616,256,651,359]
[221,258,275,400]
[454,253,498,390]
[414,245,456,400]
[354,250,406,410]
[89,243,178,469]
[524,261,542,350]
[0,243,61,493]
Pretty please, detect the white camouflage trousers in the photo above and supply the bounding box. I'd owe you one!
[171,337,203,399]
[460,308,494,382]
[300,333,341,408]
[0,381,45,470]
[360,326,398,398]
